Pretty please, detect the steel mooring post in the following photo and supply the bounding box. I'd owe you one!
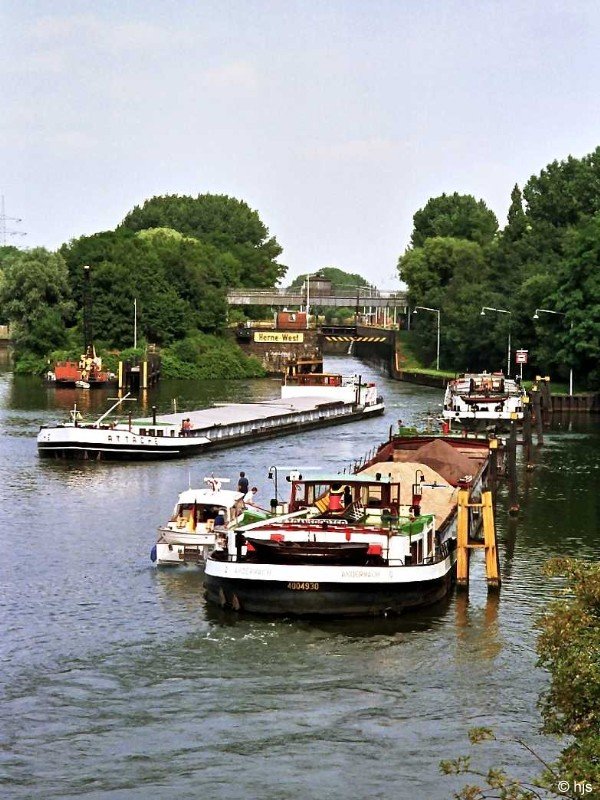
[508,419,519,515]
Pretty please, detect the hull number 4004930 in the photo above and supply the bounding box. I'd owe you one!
[287,582,320,591]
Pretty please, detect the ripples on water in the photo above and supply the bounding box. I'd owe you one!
[0,360,598,799]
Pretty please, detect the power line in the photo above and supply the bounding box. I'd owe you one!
[0,195,27,246]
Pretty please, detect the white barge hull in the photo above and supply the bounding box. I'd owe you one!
[38,399,384,461]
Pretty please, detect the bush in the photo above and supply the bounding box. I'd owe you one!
[163,333,266,379]
[13,353,48,375]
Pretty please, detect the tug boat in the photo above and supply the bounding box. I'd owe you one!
[47,346,114,389]
[442,372,527,429]
[152,477,271,566]
[204,435,491,617]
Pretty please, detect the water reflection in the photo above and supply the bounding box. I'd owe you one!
[454,590,502,661]
[1,359,599,800]
[501,515,519,581]
[201,594,454,640]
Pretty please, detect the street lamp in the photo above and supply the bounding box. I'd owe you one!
[303,273,318,329]
[412,306,441,371]
[480,307,512,375]
[268,465,279,511]
[533,308,573,396]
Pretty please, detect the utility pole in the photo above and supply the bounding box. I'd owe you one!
[0,196,27,246]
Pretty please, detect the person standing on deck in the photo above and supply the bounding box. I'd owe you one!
[237,471,249,494]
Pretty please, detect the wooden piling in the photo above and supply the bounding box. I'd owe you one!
[507,419,519,515]
[540,376,553,414]
[522,396,533,467]
[456,488,470,589]
[530,384,544,446]
[456,488,500,592]
[482,490,500,588]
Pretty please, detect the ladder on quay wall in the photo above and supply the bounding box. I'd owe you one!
[456,489,500,590]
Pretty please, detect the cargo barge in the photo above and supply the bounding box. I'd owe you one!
[37,375,384,461]
[204,434,492,617]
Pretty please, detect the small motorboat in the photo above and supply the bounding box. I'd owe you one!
[153,477,270,566]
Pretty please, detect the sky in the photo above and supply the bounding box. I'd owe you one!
[2,1,600,289]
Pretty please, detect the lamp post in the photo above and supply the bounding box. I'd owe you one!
[533,308,573,396]
[412,306,441,371]
[304,273,318,329]
[480,307,512,376]
[268,465,279,510]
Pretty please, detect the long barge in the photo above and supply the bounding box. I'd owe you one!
[37,376,384,461]
[204,433,492,617]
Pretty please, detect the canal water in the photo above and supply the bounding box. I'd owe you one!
[0,356,598,800]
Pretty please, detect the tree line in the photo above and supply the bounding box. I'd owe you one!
[398,147,600,389]
[1,147,599,386]
[0,194,287,378]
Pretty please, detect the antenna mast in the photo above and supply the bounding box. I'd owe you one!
[0,195,27,246]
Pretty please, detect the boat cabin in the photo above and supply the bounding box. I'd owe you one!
[289,472,404,517]
[170,489,245,531]
[230,470,439,568]
[284,372,343,387]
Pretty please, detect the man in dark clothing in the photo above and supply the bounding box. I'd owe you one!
[237,471,249,494]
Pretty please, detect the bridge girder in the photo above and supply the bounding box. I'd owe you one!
[227,290,407,308]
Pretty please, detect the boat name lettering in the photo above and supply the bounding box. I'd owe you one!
[287,582,320,591]
[237,567,272,577]
[341,569,379,578]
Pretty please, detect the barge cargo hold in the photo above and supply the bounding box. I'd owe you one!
[37,380,384,461]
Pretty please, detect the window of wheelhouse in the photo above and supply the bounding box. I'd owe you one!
[363,483,383,507]
[311,483,329,505]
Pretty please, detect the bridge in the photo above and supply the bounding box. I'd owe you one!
[227,287,407,309]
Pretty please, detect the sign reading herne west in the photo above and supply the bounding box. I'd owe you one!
[254,331,305,343]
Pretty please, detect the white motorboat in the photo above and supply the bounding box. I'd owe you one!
[152,477,271,566]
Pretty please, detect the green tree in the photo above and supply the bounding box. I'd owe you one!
[398,237,503,370]
[0,248,73,357]
[536,559,600,788]
[287,267,371,291]
[544,214,600,388]
[120,193,287,287]
[523,148,600,228]
[410,193,498,248]
[60,227,229,346]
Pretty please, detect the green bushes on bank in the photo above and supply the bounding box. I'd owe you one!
[162,333,265,380]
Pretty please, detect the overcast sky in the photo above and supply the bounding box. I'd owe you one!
[2,1,599,288]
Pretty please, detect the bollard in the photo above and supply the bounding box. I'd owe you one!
[508,420,519,514]
[522,396,533,468]
[531,385,544,446]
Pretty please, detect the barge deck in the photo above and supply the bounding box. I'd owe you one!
[38,394,384,461]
